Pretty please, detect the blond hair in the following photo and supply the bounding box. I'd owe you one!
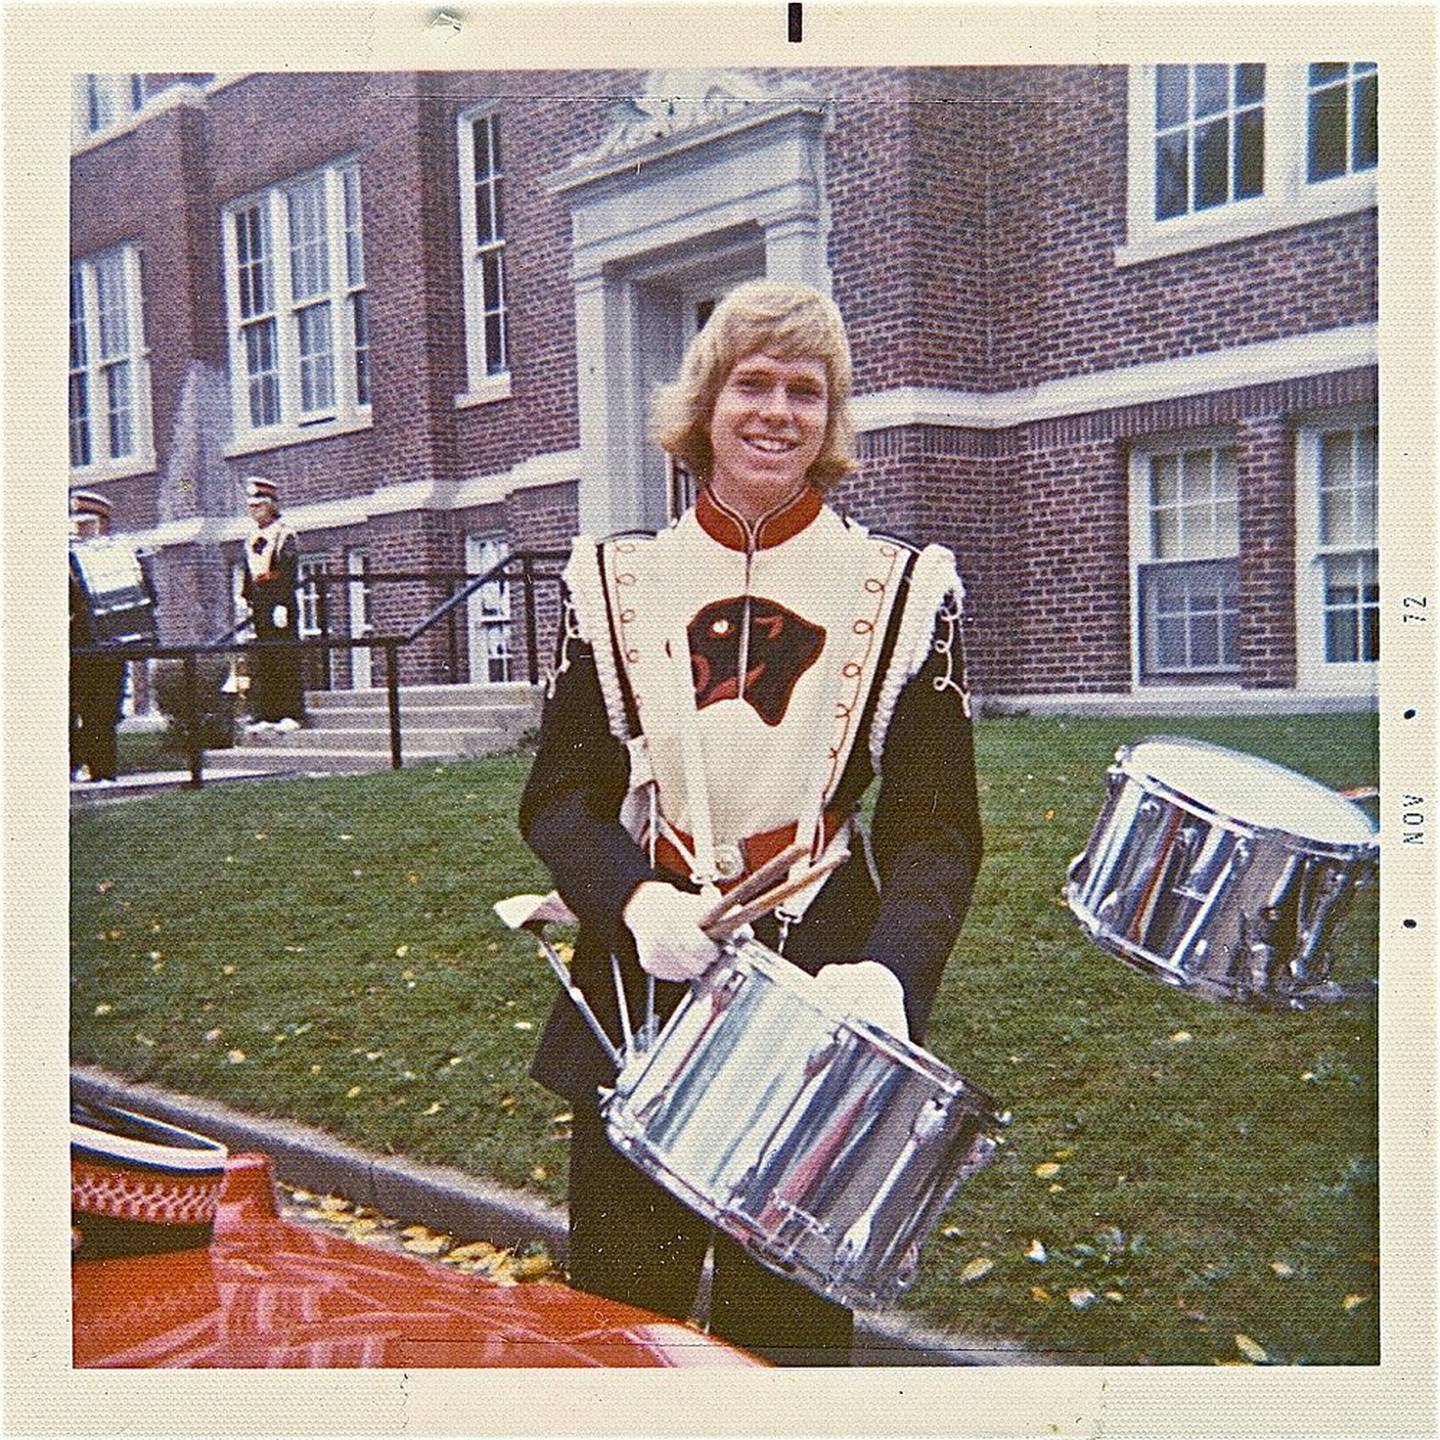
[651,280,858,493]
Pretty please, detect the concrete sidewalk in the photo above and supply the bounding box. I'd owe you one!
[71,1065,1043,1367]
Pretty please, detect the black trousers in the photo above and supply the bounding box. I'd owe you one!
[70,657,125,780]
[566,1105,854,1366]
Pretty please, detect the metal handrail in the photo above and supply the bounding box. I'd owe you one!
[71,550,567,787]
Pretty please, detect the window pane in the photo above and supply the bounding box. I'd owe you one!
[1180,450,1212,500]
[1189,615,1221,667]
[105,360,134,457]
[1155,616,1187,669]
[297,302,335,412]
[1215,446,1239,498]
[1353,72,1377,169]
[70,269,89,368]
[484,314,505,376]
[69,373,92,467]
[1235,107,1265,197]
[1326,607,1358,663]
[287,179,330,300]
[342,168,364,286]
[95,255,130,359]
[1235,63,1265,104]
[350,292,370,405]
[1215,500,1239,551]
[1150,453,1180,507]
[1155,130,1188,219]
[475,182,494,243]
[473,116,493,177]
[1155,66,1189,129]
[1194,65,1229,117]
[244,318,280,427]
[236,206,272,317]
[1309,62,1347,86]
[1308,83,1348,181]
[1193,117,1229,209]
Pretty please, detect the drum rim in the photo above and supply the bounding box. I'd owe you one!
[1115,734,1377,855]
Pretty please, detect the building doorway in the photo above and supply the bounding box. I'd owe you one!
[345,547,373,689]
[466,533,512,683]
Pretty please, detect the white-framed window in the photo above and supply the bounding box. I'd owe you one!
[455,106,511,406]
[1296,412,1378,688]
[1121,63,1378,265]
[466,533,512,682]
[72,75,146,142]
[222,160,370,453]
[69,245,154,479]
[1129,437,1242,683]
[297,555,332,691]
[1307,63,1378,183]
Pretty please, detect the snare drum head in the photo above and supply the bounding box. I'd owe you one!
[1122,737,1376,848]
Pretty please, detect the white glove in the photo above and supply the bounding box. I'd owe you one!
[272,605,288,628]
[816,961,909,1039]
[623,881,722,982]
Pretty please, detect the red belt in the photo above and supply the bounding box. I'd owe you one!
[654,808,848,892]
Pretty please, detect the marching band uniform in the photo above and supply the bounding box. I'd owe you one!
[520,481,983,1363]
[241,479,305,727]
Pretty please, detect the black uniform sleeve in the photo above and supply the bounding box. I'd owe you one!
[274,533,299,593]
[858,603,983,1037]
[519,589,659,954]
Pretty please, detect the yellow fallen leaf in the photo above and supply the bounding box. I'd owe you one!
[1169,1030,1193,1044]
[1104,1291,1124,1303]
[1052,1147,1075,1160]
[423,1101,444,1116]
[531,1166,549,1182]
[291,1189,315,1203]
[147,950,162,962]
[407,873,420,885]
[310,1063,323,1074]
[134,1033,155,1048]
[318,1196,350,1213]
[1270,1261,1296,1278]
[1300,1071,1317,1082]
[343,1217,380,1235]
[204,1027,222,1042]
[94,1003,113,1017]
[395,944,410,958]
[226,1049,246,1064]
[940,1226,963,1239]
[1034,1162,1061,1178]
[1044,808,1055,821]
[151,960,165,972]
[1048,1183,1066,1193]
[1029,1286,1052,1303]
[366,1050,383,1061]
[959,1257,994,1283]
[551,1111,574,1125]
[402,968,417,981]
[403,1235,448,1256]
[96,881,114,893]
[516,1254,552,1279]
[448,1055,465,1066]
[1234,1334,1268,1363]
[513,1021,534,1031]
[448,1241,498,1262]
[222,965,236,975]
[1342,1294,1370,1311]
[346,1085,363,1098]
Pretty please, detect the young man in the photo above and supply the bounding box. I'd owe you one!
[241,477,304,733]
[68,491,129,785]
[519,282,983,1364]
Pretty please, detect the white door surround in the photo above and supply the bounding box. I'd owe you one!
[548,71,830,536]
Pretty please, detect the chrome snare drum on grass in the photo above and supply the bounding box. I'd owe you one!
[602,939,1005,1312]
[1065,736,1378,1009]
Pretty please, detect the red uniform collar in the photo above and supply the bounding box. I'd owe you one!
[696,483,824,552]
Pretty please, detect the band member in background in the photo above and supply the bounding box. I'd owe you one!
[518,281,983,1365]
[241,477,304,733]
[69,491,127,785]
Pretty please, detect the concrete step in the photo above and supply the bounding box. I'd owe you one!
[304,704,534,732]
[306,684,541,713]
[202,744,495,776]
[244,726,506,754]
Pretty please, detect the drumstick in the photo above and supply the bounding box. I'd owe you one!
[703,852,850,941]
[694,840,810,931]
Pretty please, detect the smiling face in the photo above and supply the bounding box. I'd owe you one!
[706,353,829,521]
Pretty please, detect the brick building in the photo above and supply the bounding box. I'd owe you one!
[69,64,1379,710]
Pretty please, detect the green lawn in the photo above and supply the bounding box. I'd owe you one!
[70,713,1379,1365]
